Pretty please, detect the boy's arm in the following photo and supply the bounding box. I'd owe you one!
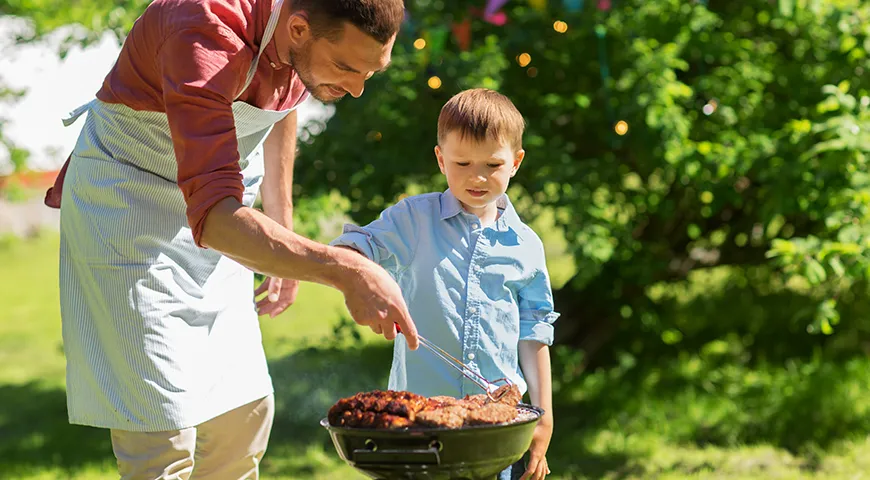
[329,199,419,278]
[519,341,553,480]
[519,339,554,432]
[516,257,559,479]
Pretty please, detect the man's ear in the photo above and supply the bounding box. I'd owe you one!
[286,12,312,47]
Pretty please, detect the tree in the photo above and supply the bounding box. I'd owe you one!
[5,0,869,362]
[292,0,870,360]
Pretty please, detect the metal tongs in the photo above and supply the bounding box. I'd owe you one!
[395,323,512,402]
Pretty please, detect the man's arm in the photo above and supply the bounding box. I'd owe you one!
[262,110,297,229]
[200,198,419,349]
[256,110,299,316]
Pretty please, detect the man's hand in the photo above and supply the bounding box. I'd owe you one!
[520,420,553,480]
[339,257,419,350]
[255,277,299,318]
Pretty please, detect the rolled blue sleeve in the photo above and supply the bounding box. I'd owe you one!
[518,268,560,345]
[329,199,418,278]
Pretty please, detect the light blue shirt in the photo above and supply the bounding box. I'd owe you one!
[330,189,559,398]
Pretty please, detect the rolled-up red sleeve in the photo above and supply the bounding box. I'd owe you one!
[158,26,252,247]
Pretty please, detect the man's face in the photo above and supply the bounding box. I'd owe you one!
[435,132,524,214]
[278,17,394,103]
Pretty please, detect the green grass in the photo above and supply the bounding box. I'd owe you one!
[2,233,870,479]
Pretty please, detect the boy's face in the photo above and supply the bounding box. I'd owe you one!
[435,131,525,213]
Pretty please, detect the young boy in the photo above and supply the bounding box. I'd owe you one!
[331,88,557,480]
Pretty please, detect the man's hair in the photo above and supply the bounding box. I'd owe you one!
[290,0,405,44]
[437,88,525,151]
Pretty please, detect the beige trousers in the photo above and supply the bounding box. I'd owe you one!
[109,395,275,480]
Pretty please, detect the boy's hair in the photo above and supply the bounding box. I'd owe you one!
[289,0,405,44]
[437,88,525,151]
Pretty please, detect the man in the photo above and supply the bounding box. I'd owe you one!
[44,0,419,478]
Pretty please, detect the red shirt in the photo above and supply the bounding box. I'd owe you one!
[46,0,309,246]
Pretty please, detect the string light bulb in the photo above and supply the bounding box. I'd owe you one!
[703,99,718,116]
[413,38,426,50]
[517,53,532,67]
[553,21,568,33]
[428,76,442,89]
[614,120,629,136]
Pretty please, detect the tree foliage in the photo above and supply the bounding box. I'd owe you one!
[5,0,870,359]
[292,0,870,354]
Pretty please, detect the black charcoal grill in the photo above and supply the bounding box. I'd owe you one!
[320,404,543,480]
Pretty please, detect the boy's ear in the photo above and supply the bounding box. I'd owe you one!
[511,149,525,177]
[435,145,447,174]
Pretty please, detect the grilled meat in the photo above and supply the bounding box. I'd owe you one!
[328,388,524,429]
[489,384,523,406]
[334,410,415,429]
[461,393,489,408]
[328,390,426,427]
[465,402,519,426]
[428,395,461,407]
[415,405,468,429]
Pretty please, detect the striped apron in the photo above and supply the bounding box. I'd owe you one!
[58,0,294,432]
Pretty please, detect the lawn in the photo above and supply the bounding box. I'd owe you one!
[1,233,869,479]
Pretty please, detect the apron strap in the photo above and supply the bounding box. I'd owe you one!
[238,0,286,99]
[62,99,97,127]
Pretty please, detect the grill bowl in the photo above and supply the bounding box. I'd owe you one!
[320,404,542,480]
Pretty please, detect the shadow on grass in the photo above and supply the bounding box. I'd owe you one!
[263,341,393,477]
[5,339,864,478]
[0,382,112,476]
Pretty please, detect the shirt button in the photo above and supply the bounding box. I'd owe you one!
[469,307,477,315]
[471,223,479,229]
[468,353,476,360]
[270,62,277,68]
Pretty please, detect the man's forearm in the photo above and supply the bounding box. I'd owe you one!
[200,197,363,289]
[262,110,297,229]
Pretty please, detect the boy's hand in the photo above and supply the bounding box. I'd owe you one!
[520,421,553,480]
[255,277,299,318]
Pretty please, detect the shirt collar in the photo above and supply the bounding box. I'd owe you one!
[439,189,525,241]
[259,0,284,70]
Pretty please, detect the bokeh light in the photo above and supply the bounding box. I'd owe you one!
[517,53,532,67]
[615,120,629,135]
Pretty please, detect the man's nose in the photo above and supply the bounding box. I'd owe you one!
[341,76,365,98]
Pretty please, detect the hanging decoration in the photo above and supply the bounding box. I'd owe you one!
[471,0,509,26]
[451,18,472,51]
[485,0,510,17]
[563,0,583,12]
[474,8,508,25]
[425,26,450,58]
[529,0,547,11]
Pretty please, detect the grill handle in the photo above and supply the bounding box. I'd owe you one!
[352,439,442,465]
